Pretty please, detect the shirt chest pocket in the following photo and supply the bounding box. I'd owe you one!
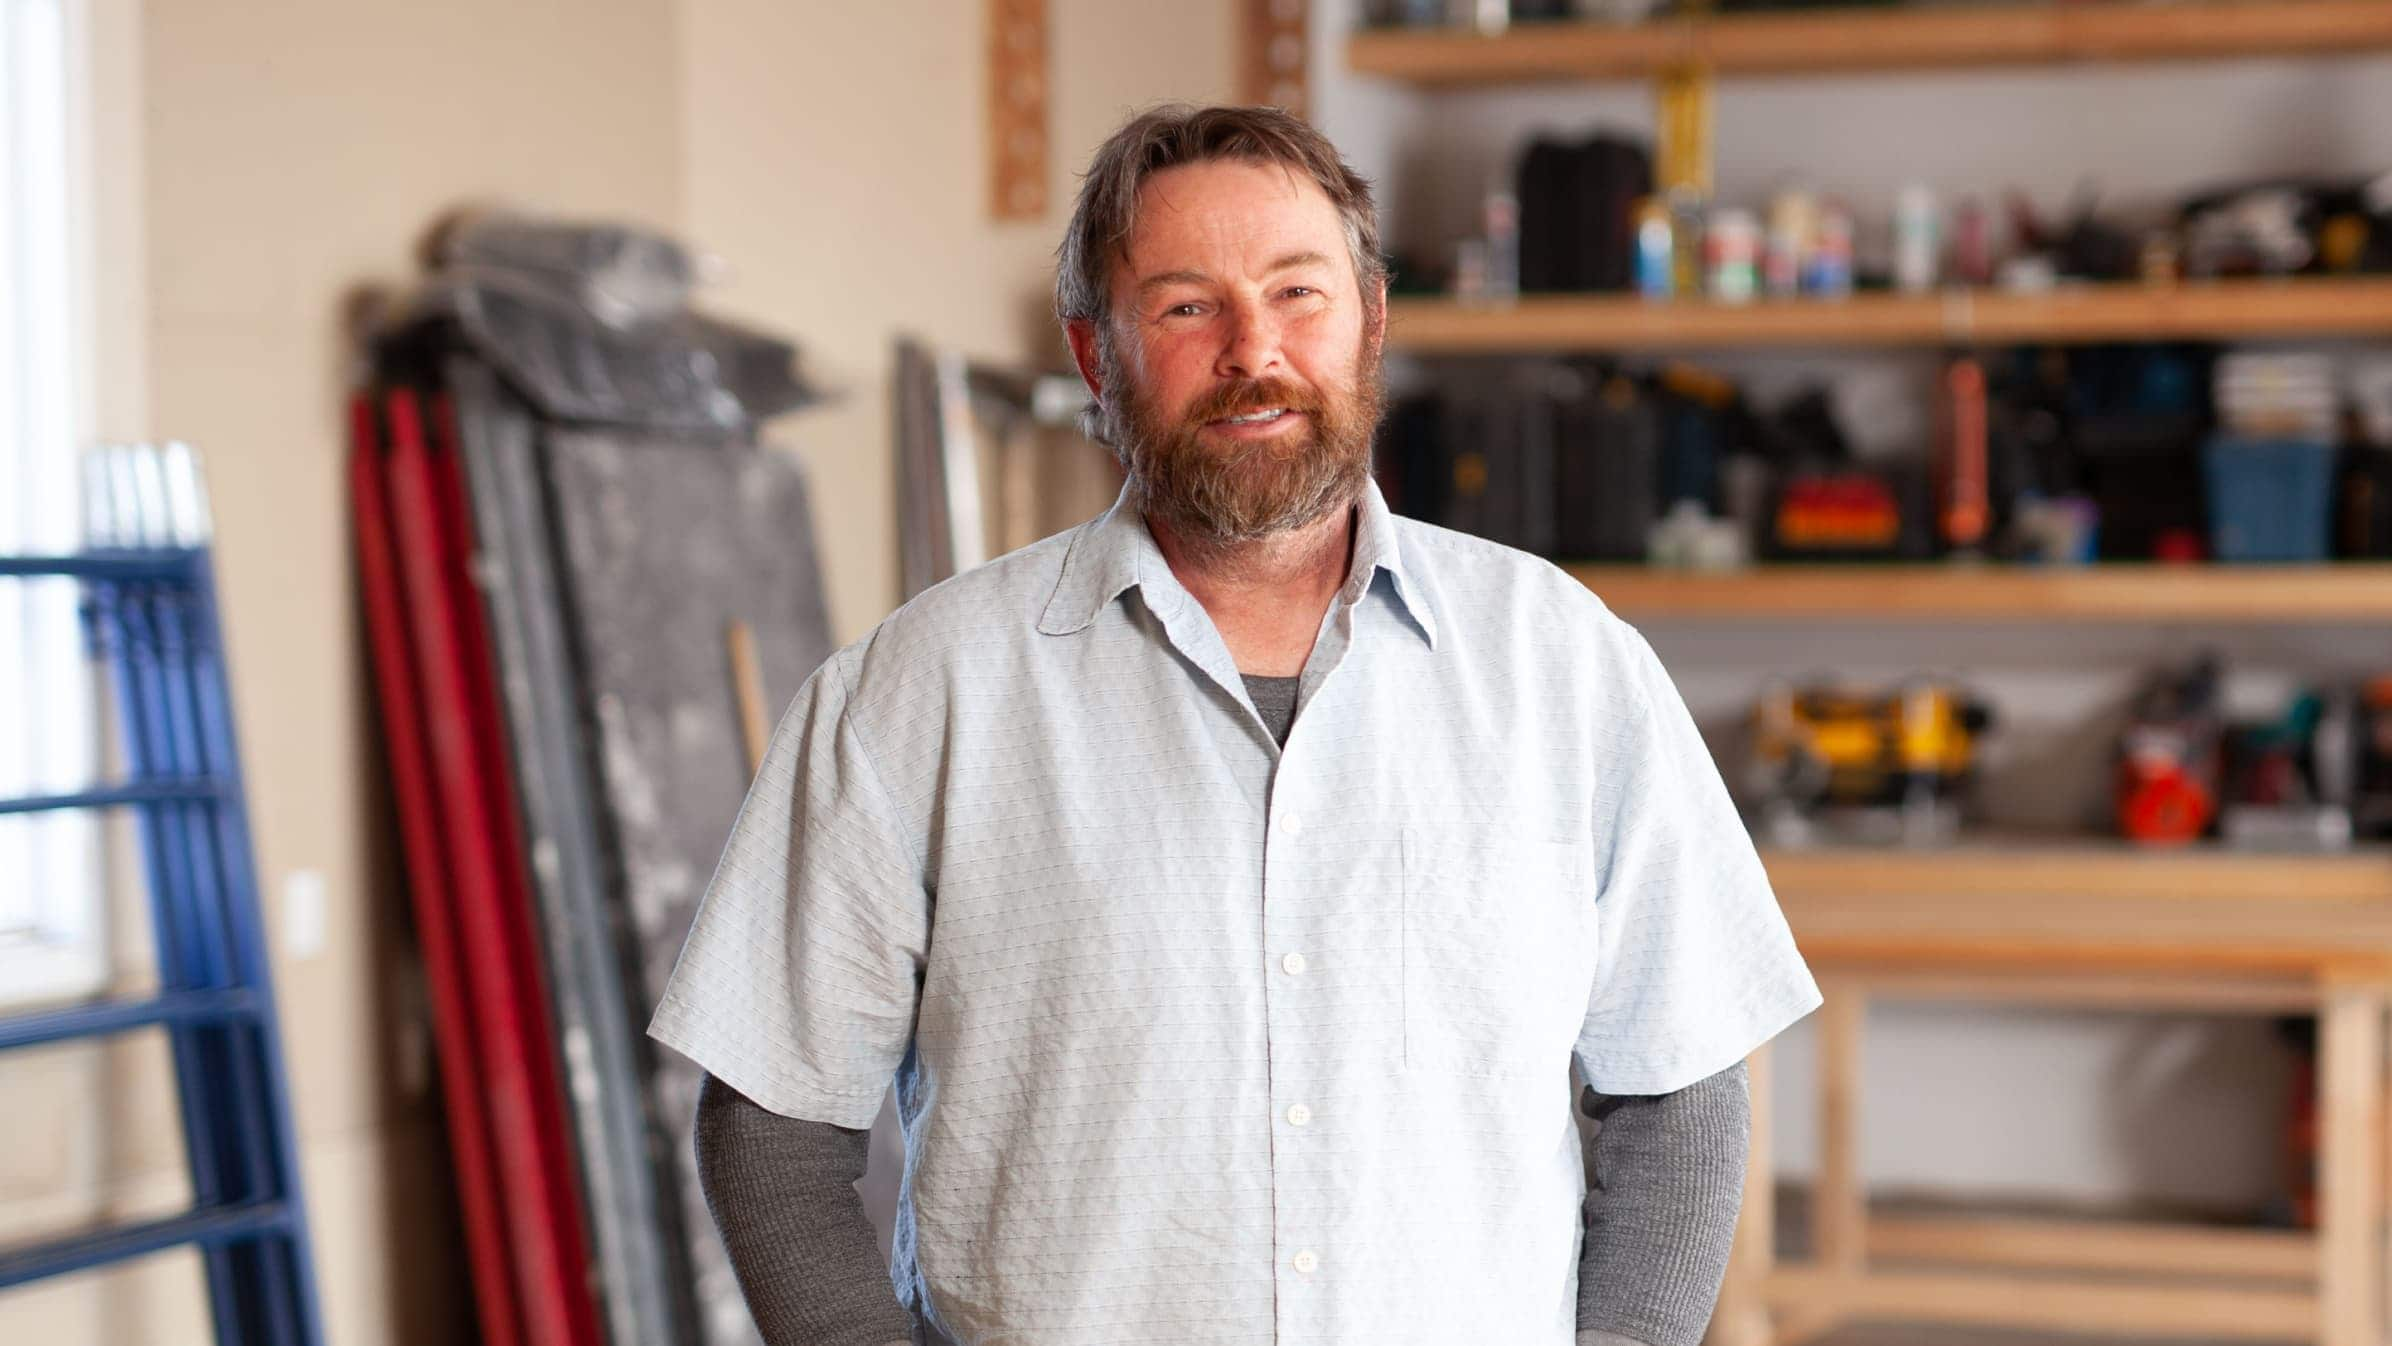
[1401,826,1595,1079]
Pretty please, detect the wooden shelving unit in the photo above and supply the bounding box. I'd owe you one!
[1357,7,2392,1342]
[1386,276,2392,353]
[1564,562,2392,622]
[1348,0,2392,87]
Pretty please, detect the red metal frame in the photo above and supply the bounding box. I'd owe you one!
[348,393,523,1346]
[377,387,601,1346]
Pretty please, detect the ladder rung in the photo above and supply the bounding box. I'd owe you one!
[0,779,232,815]
[0,550,204,582]
[0,989,260,1052]
[0,1200,290,1288]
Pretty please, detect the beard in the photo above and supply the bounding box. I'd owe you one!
[1108,330,1386,550]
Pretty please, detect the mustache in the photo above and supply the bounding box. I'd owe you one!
[1183,378,1323,424]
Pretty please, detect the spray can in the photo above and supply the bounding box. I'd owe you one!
[1706,207,1760,304]
[1635,197,1676,299]
[1764,191,1815,299]
[1894,184,1941,293]
[1482,186,1520,303]
[1807,199,1855,298]
[1951,196,1994,288]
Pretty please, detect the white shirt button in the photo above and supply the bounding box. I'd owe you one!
[1281,952,1307,976]
[1286,1103,1312,1127]
[1292,1249,1318,1274]
[1279,810,1303,836]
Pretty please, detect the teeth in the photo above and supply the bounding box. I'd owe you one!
[1224,408,1286,424]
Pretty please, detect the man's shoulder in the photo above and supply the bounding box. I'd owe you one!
[1388,513,1627,638]
[844,520,1091,681]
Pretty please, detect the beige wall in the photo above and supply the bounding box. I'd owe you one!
[3,2,1235,1342]
[1,1,681,1342]
[682,0,1238,644]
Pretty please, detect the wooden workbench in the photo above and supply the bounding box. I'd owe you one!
[1714,842,2392,1346]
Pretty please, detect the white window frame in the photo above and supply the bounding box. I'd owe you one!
[1,0,107,1009]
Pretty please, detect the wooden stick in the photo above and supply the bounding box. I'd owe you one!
[727,619,769,780]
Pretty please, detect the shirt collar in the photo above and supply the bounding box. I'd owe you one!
[1035,476,1439,649]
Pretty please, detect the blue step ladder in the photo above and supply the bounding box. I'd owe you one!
[0,539,326,1346]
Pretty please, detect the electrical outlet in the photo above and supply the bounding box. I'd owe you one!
[283,869,328,960]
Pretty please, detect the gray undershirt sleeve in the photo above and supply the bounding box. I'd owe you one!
[693,1073,916,1346]
[1575,1059,1753,1346]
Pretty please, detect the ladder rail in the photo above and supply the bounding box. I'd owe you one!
[183,556,325,1342]
[0,550,326,1346]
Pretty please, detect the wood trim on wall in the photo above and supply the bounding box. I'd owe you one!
[988,0,1047,220]
[1240,0,1310,118]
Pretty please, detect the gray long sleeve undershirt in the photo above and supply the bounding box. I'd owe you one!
[693,677,1752,1345]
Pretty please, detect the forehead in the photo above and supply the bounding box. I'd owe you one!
[1117,159,1350,284]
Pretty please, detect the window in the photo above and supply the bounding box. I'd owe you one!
[2,0,105,1006]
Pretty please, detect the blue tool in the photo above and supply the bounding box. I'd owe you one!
[0,545,324,1346]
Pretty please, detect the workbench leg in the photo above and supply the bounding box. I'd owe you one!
[2380,996,2392,1346]
[1815,982,1867,1276]
[2319,990,2383,1346]
[1708,1045,1775,1346]
[1765,982,1865,1346]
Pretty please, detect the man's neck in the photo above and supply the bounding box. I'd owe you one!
[1145,498,1357,679]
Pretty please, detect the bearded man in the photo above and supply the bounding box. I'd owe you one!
[652,104,1819,1346]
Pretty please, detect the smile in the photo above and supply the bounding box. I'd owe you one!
[1214,407,1291,425]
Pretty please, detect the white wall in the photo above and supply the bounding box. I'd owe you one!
[0,3,685,1342]
[1314,0,2392,1212]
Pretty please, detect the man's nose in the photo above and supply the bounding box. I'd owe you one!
[1215,299,1286,382]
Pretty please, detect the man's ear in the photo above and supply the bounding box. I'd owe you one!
[1366,278,1390,356]
[1064,319,1105,402]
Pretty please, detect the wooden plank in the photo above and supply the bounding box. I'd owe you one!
[1824,966,2324,1014]
[1383,278,2392,353]
[2317,990,2384,1346]
[1765,842,2392,907]
[1565,562,2392,624]
[1777,882,2392,977]
[1347,0,2392,87]
[1866,1212,2315,1283]
[1764,1266,2316,1338]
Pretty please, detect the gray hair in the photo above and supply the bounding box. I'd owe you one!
[1055,105,1386,445]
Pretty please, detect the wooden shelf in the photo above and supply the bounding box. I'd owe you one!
[1385,277,2392,353]
[1348,0,2392,87]
[1565,563,2392,623]
[1765,839,2392,906]
[1763,840,2392,974]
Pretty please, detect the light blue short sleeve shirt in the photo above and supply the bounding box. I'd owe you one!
[650,478,1820,1346]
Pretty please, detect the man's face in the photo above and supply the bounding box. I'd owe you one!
[1078,159,1387,548]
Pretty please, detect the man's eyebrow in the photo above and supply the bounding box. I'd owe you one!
[1132,252,1337,297]
[1135,268,1212,296]
[1265,250,1334,275]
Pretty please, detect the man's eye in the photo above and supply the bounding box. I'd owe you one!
[1283,287,1317,299]
[1165,303,1204,318]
